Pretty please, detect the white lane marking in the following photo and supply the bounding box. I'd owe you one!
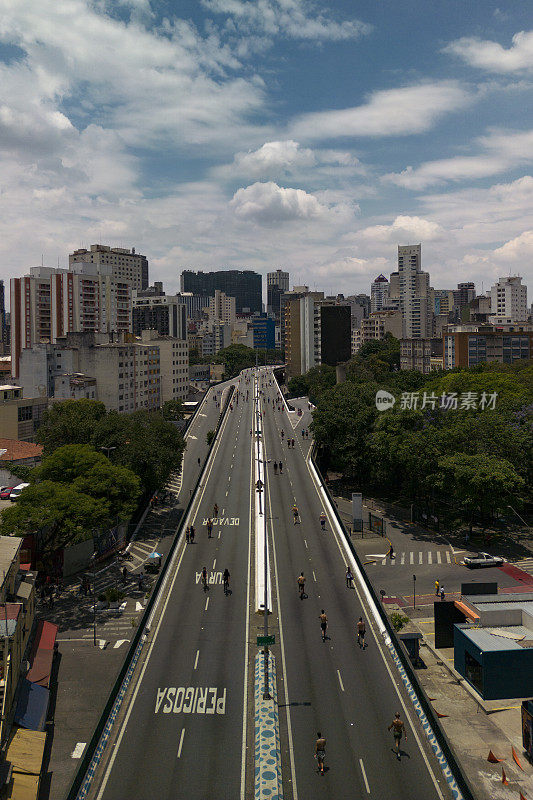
[419,551,423,564]
[337,670,345,692]
[409,552,414,564]
[304,539,308,549]
[359,759,370,794]
[205,596,209,611]
[226,490,229,496]
[446,551,451,563]
[428,551,432,565]
[400,552,405,565]
[312,571,317,582]
[194,650,199,670]
[113,640,129,649]
[135,602,143,611]
[437,551,442,564]
[177,728,185,758]
[212,558,217,570]
[218,531,221,539]
[71,742,86,759]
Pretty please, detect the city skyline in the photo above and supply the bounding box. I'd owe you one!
[0,2,533,301]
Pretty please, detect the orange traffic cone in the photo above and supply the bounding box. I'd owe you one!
[519,792,528,800]
[501,766,508,785]
[512,746,524,771]
[487,750,503,763]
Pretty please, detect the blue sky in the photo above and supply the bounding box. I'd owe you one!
[0,0,532,300]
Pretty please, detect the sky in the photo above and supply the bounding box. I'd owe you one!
[1,0,533,302]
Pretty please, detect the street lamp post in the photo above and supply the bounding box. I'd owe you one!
[100,446,116,460]
[91,552,98,646]
[413,574,416,609]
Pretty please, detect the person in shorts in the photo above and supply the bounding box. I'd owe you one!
[297,572,306,599]
[319,610,328,641]
[357,617,366,648]
[388,712,406,759]
[315,732,326,774]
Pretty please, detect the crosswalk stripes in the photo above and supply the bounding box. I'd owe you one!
[369,550,453,566]
[513,558,533,576]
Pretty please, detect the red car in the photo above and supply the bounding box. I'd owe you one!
[0,487,15,500]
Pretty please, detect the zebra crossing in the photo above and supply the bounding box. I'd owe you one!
[512,557,533,577]
[366,550,454,566]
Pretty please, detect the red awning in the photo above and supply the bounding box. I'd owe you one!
[26,621,58,688]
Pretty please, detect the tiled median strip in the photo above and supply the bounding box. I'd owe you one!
[255,651,283,800]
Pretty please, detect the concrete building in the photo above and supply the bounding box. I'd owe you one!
[208,290,236,326]
[53,374,97,401]
[198,324,232,357]
[10,265,132,379]
[283,293,350,376]
[181,269,262,313]
[69,244,149,290]
[253,317,275,350]
[0,386,48,442]
[371,274,389,313]
[351,311,402,355]
[453,282,476,309]
[0,280,6,354]
[132,294,187,339]
[140,330,188,402]
[490,276,528,323]
[392,244,434,339]
[267,270,289,320]
[433,289,455,316]
[400,338,443,373]
[443,322,533,369]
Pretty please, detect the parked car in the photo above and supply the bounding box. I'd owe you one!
[463,552,504,568]
[0,487,15,500]
[9,483,30,502]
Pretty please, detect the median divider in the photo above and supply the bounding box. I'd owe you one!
[307,445,476,800]
[254,650,282,800]
[66,382,235,800]
[254,374,271,615]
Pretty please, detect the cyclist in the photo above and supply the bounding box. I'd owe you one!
[273,461,278,474]
[292,505,300,525]
[357,617,366,649]
[223,568,230,595]
[213,503,219,518]
[319,512,326,531]
[388,713,406,760]
[319,609,328,641]
[297,572,306,599]
[315,732,326,775]
[201,566,208,591]
[279,461,283,474]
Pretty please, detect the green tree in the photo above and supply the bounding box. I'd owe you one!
[162,399,184,421]
[206,430,215,446]
[33,444,140,521]
[37,399,108,455]
[0,481,108,559]
[436,453,525,533]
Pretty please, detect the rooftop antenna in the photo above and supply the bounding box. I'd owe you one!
[41,254,44,267]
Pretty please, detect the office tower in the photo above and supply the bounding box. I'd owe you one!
[490,276,528,323]
[132,294,187,339]
[444,321,533,368]
[396,244,433,339]
[70,244,149,290]
[267,269,290,318]
[0,280,6,353]
[180,270,262,314]
[283,293,350,376]
[453,282,476,309]
[371,275,389,313]
[433,289,455,316]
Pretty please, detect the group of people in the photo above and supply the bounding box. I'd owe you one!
[315,712,406,775]
[200,566,230,594]
[272,461,283,474]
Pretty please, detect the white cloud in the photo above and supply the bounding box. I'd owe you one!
[289,82,471,141]
[356,215,445,243]
[201,0,371,42]
[230,180,350,224]
[445,30,533,73]
[493,230,533,261]
[230,140,316,175]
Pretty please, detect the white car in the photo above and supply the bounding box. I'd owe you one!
[463,552,504,568]
[9,483,30,502]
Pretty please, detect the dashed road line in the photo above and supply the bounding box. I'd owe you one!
[337,670,345,692]
[359,759,370,793]
[177,728,185,758]
[194,650,199,670]
[205,596,209,611]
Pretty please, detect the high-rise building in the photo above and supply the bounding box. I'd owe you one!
[267,270,289,319]
[433,289,455,316]
[132,294,187,339]
[0,280,5,351]
[180,270,262,314]
[283,293,350,376]
[371,275,389,313]
[395,244,433,339]
[70,244,149,290]
[490,276,527,323]
[453,282,476,309]
[10,266,132,378]
[444,322,533,369]
[208,290,236,326]
[253,317,276,350]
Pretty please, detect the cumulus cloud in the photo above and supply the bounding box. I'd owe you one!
[201,0,371,42]
[383,128,533,190]
[493,229,533,261]
[289,82,471,141]
[356,215,445,243]
[229,181,352,224]
[445,30,533,73]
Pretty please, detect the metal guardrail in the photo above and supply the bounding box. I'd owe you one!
[65,383,235,800]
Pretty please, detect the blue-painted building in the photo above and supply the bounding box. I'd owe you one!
[454,594,533,700]
[253,317,275,350]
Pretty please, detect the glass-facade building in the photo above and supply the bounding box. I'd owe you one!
[180,270,262,314]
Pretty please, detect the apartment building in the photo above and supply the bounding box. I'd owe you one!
[391,244,434,339]
[443,322,533,369]
[181,269,262,313]
[370,274,389,313]
[69,244,149,290]
[400,338,443,373]
[351,311,402,355]
[283,293,350,376]
[207,290,236,326]
[0,386,48,442]
[132,293,187,339]
[140,330,189,402]
[490,276,528,323]
[267,270,289,320]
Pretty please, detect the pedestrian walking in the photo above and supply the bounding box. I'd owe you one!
[319,609,328,641]
[189,525,195,543]
[440,586,445,601]
[122,566,128,583]
[388,713,407,760]
[434,579,440,596]
[346,567,353,588]
[207,519,213,538]
[185,526,190,544]
[357,617,366,648]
